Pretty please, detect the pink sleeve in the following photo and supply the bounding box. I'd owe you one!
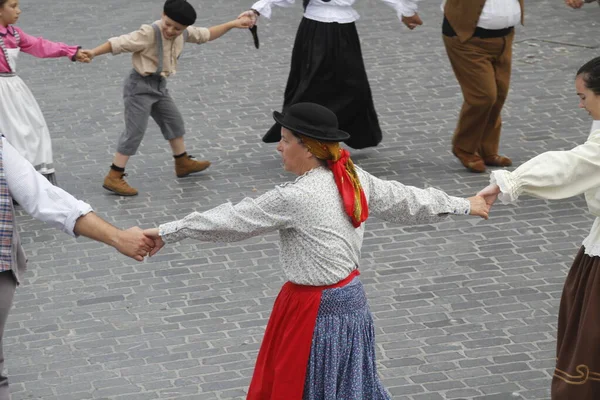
[15,27,80,61]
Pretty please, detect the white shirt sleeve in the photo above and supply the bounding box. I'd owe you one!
[491,131,600,203]
[251,0,296,19]
[360,169,471,225]
[3,138,93,237]
[379,0,421,19]
[159,187,293,243]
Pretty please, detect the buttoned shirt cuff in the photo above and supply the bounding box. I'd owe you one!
[448,197,470,216]
[66,204,94,237]
[394,2,417,18]
[69,46,81,61]
[251,0,274,19]
[159,220,185,243]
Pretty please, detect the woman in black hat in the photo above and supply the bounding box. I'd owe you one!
[237,0,422,150]
[144,102,489,399]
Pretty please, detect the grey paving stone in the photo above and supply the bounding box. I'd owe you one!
[5,0,600,399]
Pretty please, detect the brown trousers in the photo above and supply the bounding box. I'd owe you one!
[0,271,16,400]
[442,31,514,157]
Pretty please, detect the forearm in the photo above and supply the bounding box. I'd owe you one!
[91,42,113,57]
[73,212,121,248]
[208,21,236,41]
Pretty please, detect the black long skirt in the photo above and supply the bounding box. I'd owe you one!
[264,18,382,149]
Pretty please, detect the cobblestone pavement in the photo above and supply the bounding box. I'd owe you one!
[5,0,600,399]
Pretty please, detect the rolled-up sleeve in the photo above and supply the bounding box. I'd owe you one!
[3,138,93,237]
[108,24,154,55]
[185,26,210,44]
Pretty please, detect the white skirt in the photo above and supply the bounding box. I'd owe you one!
[0,75,54,175]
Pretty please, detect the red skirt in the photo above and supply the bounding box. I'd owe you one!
[247,270,360,400]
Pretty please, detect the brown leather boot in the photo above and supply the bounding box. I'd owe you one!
[102,169,138,196]
[482,154,512,167]
[175,154,211,178]
[452,147,486,173]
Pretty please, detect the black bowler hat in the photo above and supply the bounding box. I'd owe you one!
[164,0,196,26]
[264,103,350,143]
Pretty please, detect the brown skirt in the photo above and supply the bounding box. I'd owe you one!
[552,247,600,399]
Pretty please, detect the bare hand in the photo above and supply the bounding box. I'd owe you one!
[79,49,95,62]
[115,227,156,261]
[143,228,165,257]
[467,195,490,220]
[234,16,254,29]
[565,0,585,8]
[74,49,91,63]
[477,184,501,210]
[237,10,258,27]
[402,13,423,30]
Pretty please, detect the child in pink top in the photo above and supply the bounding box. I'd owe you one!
[0,0,89,185]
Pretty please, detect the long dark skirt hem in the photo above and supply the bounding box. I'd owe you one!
[265,18,382,149]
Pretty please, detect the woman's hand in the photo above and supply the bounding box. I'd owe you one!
[477,184,501,209]
[467,195,490,220]
[143,228,165,257]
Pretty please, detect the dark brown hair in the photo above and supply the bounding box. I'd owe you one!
[577,56,600,96]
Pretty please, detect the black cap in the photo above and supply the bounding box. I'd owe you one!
[164,0,196,26]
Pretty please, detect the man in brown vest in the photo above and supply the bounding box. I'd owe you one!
[440,0,523,173]
[401,0,596,173]
[402,0,523,172]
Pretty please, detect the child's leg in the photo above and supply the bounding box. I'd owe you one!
[168,137,185,155]
[151,93,210,178]
[112,153,131,169]
[103,77,155,196]
[116,92,153,160]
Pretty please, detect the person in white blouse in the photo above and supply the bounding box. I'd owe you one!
[0,136,155,400]
[143,102,489,399]
[478,56,600,400]
[237,0,423,151]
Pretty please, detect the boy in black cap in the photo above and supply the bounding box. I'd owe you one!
[83,0,252,196]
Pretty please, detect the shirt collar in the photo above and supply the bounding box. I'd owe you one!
[0,25,16,37]
[592,120,600,133]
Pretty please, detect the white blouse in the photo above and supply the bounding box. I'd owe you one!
[250,0,419,24]
[160,166,471,286]
[440,0,522,30]
[491,121,600,256]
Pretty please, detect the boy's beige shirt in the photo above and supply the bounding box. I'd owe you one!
[109,20,210,77]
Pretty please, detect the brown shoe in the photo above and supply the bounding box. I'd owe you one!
[452,147,486,173]
[483,154,512,167]
[102,169,138,196]
[175,154,211,178]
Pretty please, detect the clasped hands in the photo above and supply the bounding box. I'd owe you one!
[113,227,164,261]
[467,183,501,220]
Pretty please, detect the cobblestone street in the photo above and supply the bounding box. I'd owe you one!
[5,0,600,399]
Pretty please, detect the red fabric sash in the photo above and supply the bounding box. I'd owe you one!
[247,269,360,400]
